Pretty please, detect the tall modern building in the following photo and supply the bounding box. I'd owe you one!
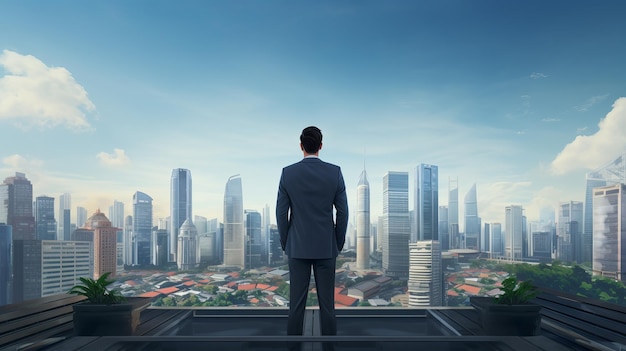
[170,168,193,263]
[448,177,459,249]
[0,172,36,240]
[12,240,92,303]
[414,164,438,242]
[490,222,503,257]
[0,224,11,306]
[557,201,584,263]
[58,193,71,241]
[356,168,371,270]
[177,219,199,271]
[262,204,271,266]
[584,153,626,264]
[438,206,449,251]
[151,227,169,267]
[108,200,125,230]
[464,183,480,250]
[505,205,524,260]
[76,206,88,228]
[382,171,410,279]
[224,175,244,268]
[84,210,118,279]
[244,210,262,269]
[592,183,626,281]
[408,241,442,306]
[35,196,56,241]
[132,192,153,266]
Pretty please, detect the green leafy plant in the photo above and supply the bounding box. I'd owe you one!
[494,275,537,305]
[68,272,125,304]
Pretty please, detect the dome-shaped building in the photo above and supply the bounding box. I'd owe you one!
[85,209,119,279]
[177,219,199,271]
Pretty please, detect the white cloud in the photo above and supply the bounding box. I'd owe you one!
[530,72,548,79]
[96,149,131,167]
[550,97,626,175]
[575,94,608,112]
[541,118,560,122]
[0,50,95,131]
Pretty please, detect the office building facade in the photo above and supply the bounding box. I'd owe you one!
[592,183,626,281]
[382,172,410,279]
[505,205,524,260]
[133,191,153,266]
[244,210,262,269]
[557,201,583,263]
[408,240,442,306]
[414,164,438,242]
[0,172,36,240]
[177,219,199,271]
[84,210,118,279]
[35,196,56,241]
[448,177,459,249]
[464,183,480,250]
[58,193,71,241]
[0,224,11,306]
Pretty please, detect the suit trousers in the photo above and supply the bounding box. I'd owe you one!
[287,257,337,335]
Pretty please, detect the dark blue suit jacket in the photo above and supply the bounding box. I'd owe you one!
[276,157,349,259]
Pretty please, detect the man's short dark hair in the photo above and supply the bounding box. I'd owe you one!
[300,126,323,154]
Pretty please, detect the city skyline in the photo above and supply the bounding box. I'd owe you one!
[1,1,626,226]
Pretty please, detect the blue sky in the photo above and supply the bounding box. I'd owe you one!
[1,1,626,228]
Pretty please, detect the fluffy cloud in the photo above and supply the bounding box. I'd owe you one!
[530,72,548,79]
[550,97,626,175]
[96,149,131,167]
[0,50,95,130]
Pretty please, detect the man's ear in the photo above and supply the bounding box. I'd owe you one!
[319,142,323,151]
[300,143,304,151]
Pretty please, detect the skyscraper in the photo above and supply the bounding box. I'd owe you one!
[382,171,409,279]
[35,196,56,241]
[170,168,193,263]
[244,209,262,269]
[438,206,449,251]
[408,240,442,306]
[464,183,480,250]
[356,168,370,270]
[224,175,244,268]
[0,173,36,240]
[448,177,459,249]
[262,204,271,266]
[76,206,88,228]
[592,183,626,281]
[584,153,626,264]
[557,201,583,263]
[133,192,153,266]
[0,224,11,306]
[108,200,125,230]
[505,205,524,260]
[58,193,71,241]
[84,210,118,279]
[177,219,199,271]
[490,222,503,257]
[414,164,438,242]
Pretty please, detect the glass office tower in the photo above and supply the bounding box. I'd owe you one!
[382,171,409,280]
[356,169,371,270]
[133,191,153,266]
[35,196,56,241]
[170,168,193,263]
[464,183,480,250]
[414,164,438,242]
[593,183,626,281]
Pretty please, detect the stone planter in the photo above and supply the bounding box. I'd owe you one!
[470,296,542,336]
[72,297,151,336]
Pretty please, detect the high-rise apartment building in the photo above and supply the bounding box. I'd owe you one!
[133,192,153,266]
[0,172,36,240]
[177,219,199,271]
[35,196,56,240]
[356,169,370,270]
[84,210,118,279]
[505,205,524,260]
[448,177,459,249]
[584,153,625,264]
[244,210,262,269]
[0,224,11,306]
[592,183,626,281]
[464,183,480,250]
[224,175,244,268]
[170,168,193,263]
[382,171,409,280]
[414,164,438,242]
[557,201,583,263]
[58,193,71,241]
[408,240,442,306]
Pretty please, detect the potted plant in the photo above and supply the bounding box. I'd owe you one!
[68,272,146,336]
[470,275,542,336]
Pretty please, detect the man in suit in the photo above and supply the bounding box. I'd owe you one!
[276,126,349,336]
